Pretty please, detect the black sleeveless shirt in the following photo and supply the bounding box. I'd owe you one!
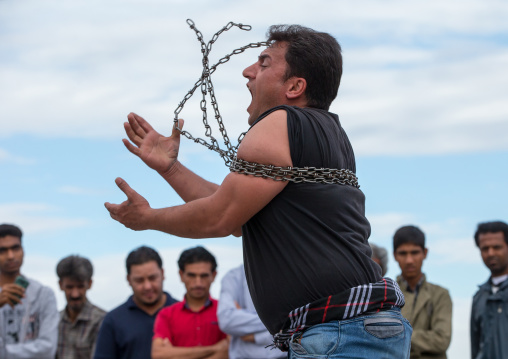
[241,105,379,334]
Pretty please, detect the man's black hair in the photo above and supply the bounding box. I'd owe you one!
[126,246,163,275]
[56,255,94,282]
[0,224,23,243]
[267,24,342,111]
[393,225,426,252]
[474,221,508,247]
[178,246,217,272]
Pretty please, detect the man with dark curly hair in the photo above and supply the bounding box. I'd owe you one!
[106,24,411,358]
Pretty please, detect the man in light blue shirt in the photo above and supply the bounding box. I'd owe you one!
[218,265,285,359]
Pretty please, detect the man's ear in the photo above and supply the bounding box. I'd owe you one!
[286,77,307,100]
[59,280,64,291]
[87,279,93,290]
[423,248,428,259]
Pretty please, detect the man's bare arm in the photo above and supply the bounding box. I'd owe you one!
[106,110,291,238]
[151,338,228,359]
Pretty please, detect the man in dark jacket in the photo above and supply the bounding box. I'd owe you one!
[471,221,508,359]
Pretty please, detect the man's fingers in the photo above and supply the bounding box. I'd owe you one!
[124,122,143,147]
[115,177,138,200]
[129,112,155,134]
[122,139,141,157]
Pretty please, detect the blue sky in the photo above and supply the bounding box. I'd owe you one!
[1,1,507,357]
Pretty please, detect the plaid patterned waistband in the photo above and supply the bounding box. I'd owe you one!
[272,277,405,351]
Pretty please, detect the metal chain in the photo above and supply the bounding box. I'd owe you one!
[173,19,360,188]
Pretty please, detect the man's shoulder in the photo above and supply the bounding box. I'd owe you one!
[156,301,182,322]
[103,297,132,321]
[422,280,451,299]
[89,301,107,318]
[23,276,56,306]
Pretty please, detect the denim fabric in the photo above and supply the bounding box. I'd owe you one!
[288,309,412,358]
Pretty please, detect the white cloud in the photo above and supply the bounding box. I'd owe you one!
[368,212,416,238]
[0,148,35,164]
[1,0,507,156]
[0,202,89,235]
[428,237,481,265]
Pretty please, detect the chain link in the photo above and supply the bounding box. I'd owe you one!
[172,19,360,188]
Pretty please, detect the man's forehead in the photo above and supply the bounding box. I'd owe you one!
[61,277,89,286]
[396,243,423,252]
[479,231,506,245]
[0,236,22,248]
[261,41,288,56]
[130,261,161,276]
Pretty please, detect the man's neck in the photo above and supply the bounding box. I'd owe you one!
[66,306,82,323]
[403,273,424,292]
[185,293,209,312]
[0,271,20,286]
[134,293,166,316]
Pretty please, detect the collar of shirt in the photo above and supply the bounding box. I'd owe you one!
[399,274,426,296]
[182,296,212,313]
[491,274,508,286]
[126,292,174,315]
[61,299,94,323]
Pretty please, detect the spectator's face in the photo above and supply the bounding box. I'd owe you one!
[0,235,24,276]
[242,41,290,125]
[394,243,427,281]
[127,260,164,307]
[59,277,91,313]
[179,261,216,301]
[478,231,508,277]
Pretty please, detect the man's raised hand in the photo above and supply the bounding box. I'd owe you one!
[104,177,152,231]
[123,113,184,175]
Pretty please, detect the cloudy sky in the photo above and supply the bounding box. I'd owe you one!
[1,0,507,357]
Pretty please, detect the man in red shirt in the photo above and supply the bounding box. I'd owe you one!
[152,246,228,359]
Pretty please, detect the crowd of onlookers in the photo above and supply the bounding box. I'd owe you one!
[0,221,507,359]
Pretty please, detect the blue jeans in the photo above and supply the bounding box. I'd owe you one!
[288,309,412,358]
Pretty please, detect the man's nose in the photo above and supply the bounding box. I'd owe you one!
[142,280,152,290]
[71,288,81,298]
[6,249,15,259]
[242,63,256,79]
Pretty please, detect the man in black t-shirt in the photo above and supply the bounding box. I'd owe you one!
[105,25,411,358]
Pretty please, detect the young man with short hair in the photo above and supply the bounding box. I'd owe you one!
[106,25,410,358]
[471,220,508,359]
[56,255,106,359]
[0,223,59,359]
[94,246,177,359]
[152,246,228,359]
[394,225,452,359]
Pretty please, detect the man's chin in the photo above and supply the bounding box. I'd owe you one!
[69,303,85,312]
[139,295,162,307]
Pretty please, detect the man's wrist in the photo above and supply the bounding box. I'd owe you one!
[159,160,181,179]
